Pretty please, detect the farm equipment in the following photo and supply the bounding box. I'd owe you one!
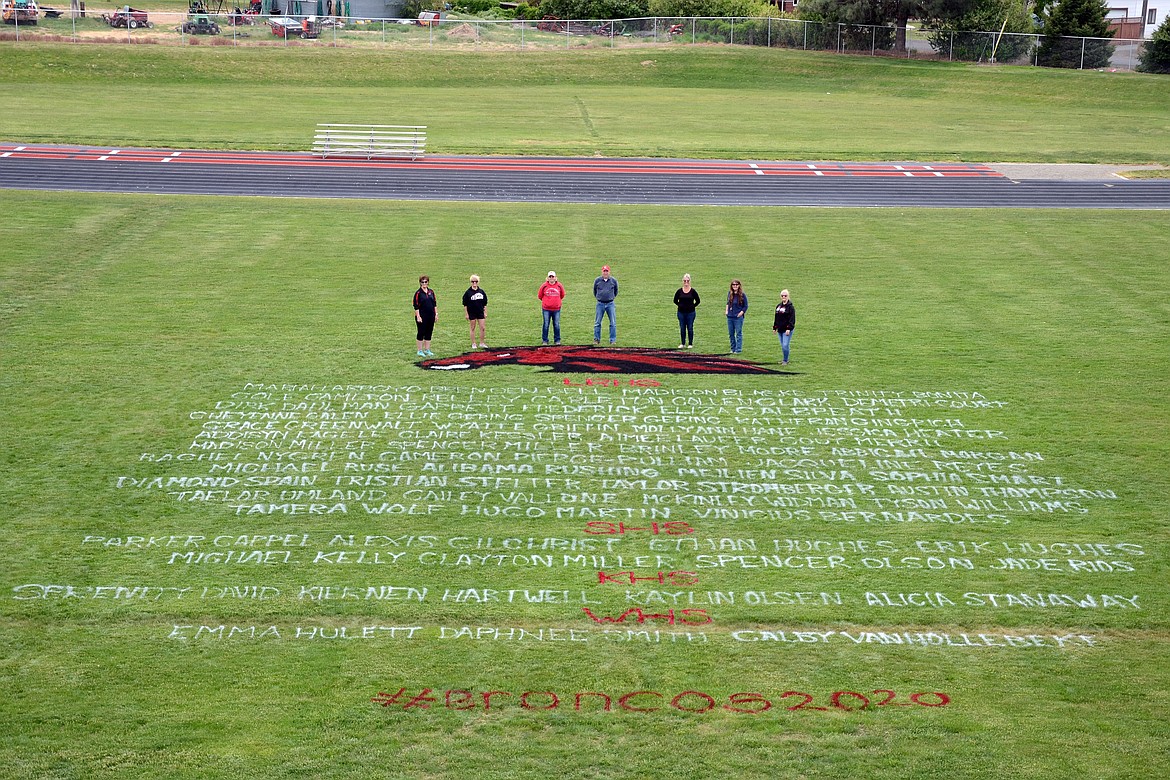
[536,15,615,36]
[101,6,152,28]
[2,0,39,24]
[536,15,565,33]
[269,15,318,39]
[230,2,262,25]
[181,13,220,34]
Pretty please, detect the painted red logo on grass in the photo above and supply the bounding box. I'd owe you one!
[420,345,787,374]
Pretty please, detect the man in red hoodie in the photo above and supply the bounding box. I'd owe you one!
[538,270,566,346]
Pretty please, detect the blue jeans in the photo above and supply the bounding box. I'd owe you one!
[594,301,616,343]
[542,309,561,344]
[778,331,792,362]
[677,310,696,345]
[727,316,743,353]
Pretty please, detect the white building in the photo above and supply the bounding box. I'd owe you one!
[1106,2,1162,38]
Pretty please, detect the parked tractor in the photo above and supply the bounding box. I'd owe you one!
[181,13,220,34]
[101,6,153,28]
[2,0,40,25]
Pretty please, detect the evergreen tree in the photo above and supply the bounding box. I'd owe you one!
[1138,14,1170,73]
[1036,0,1114,69]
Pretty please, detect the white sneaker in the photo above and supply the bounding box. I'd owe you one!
[679,344,686,349]
[479,343,488,348]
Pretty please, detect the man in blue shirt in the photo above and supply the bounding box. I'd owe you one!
[593,264,618,346]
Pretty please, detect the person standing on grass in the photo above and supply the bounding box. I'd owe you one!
[593,264,618,346]
[413,275,438,357]
[538,270,566,346]
[725,279,748,354]
[772,288,796,366]
[462,274,488,349]
[673,273,700,348]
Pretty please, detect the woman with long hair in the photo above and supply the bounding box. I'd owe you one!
[725,279,748,354]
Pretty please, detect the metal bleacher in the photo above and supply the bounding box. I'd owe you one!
[312,124,427,161]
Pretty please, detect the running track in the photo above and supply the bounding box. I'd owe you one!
[2,143,1168,208]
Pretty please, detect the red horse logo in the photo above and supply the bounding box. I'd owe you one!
[420,345,786,374]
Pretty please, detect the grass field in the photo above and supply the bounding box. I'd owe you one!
[1,44,1169,162]
[1,189,1168,779]
[2,37,1170,780]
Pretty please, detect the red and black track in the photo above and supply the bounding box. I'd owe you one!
[2,143,1167,208]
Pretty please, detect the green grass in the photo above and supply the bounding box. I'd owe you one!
[1,190,1168,779]
[1,37,1168,780]
[1,43,1168,161]
[1120,169,1170,178]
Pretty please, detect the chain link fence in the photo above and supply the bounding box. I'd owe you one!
[0,13,1151,71]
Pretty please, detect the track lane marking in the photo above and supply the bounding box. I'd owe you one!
[0,144,1005,178]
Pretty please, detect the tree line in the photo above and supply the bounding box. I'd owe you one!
[430,0,1170,71]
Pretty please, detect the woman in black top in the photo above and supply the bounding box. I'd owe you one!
[462,274,489,349]
[772,289,796,365]
[413,275,438,357]
[673,273,701,348]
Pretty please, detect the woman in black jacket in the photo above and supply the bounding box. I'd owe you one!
[673,273,700,348]
[772,289,795,366]
[413,275,438,357]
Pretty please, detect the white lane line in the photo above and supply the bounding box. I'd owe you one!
[749,163,763,175]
